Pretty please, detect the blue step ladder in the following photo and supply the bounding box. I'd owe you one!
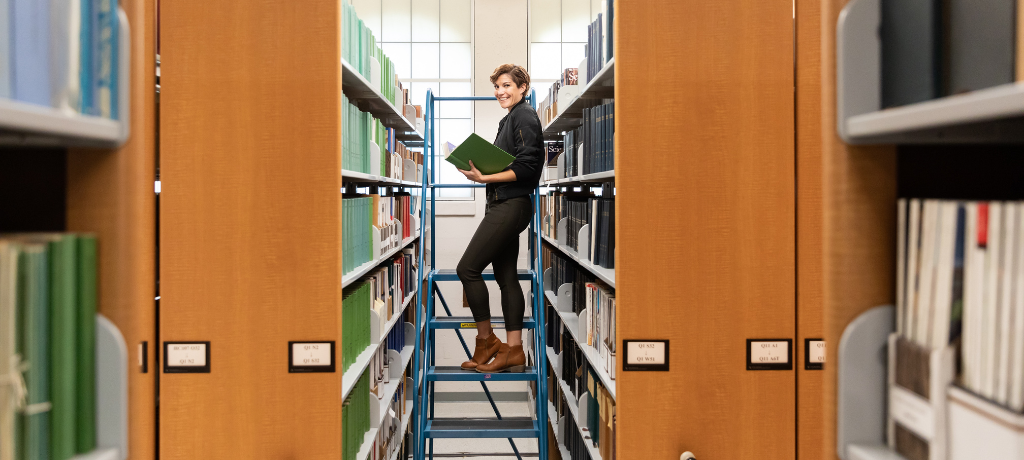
[412,90,549,460]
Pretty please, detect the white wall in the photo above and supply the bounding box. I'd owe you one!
[432,0,535,395]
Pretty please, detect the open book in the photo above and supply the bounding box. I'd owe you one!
[442,133,515,175]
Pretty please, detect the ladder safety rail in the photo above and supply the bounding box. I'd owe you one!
[412,90,547,460]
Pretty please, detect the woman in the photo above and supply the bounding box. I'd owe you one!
[455,64,544,373]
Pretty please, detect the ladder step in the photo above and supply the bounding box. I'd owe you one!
[431,268,535,282]
[428,316,536,330]
[424,418,540,439]
[426,366,539,382]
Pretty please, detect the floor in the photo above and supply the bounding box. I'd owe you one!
[425,401,540,459]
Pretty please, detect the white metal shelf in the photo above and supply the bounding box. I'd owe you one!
[542,234,615,288]
[542,58,615,139]
[545,292,616,400]
[0,9,131,147]
[353,344,414,460]
[542,169,615,187]
[342,235,420,289]
[845,82,1024,144]
[69,448,119,460]
[546,347,603,460]
[341,291,416,400]
[342,169,422,187]
[547,400,575,460]
[341,59,423,142]
[386,403,413,460]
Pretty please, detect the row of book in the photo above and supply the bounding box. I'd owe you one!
[1,0,120,119]
[897,199,1024,411]
[342,242,419,373]
[369,315,410,401]
[342,193,419,277]
[584,1,613,85]
[545,283,616,382]
[0,235,99,460]
[367,322,411,460]
[541,191,616,269]
[343,93,425,182]
[559,102,614,177]
[537,68,580,128]
[342,2,401,110]
[880,2,1018,109]
[342,373,371,460]
[546,346,616,460]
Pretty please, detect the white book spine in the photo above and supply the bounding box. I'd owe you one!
[982,203,1004,399]
[964,203,984,393]
[897,199,908,337]
[915,200,940,346]
[0,243,18,460]
[930,201,958,349]
[906,199,923,341]
[1010,204,1024,411]
[996,204,1019,404]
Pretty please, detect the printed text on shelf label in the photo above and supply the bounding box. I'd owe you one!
[626,341,666,365]
[166,343,207,367]
[291,342,332,367]
[749,341,789,364]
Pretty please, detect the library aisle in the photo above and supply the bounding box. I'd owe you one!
[2,0,1023,459]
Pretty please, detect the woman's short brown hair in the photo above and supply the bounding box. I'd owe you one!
[489,64,531,92]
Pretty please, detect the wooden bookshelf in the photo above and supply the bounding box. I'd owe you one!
[796,0,826,458]
[617,1,797,459]
[160,1,344,458]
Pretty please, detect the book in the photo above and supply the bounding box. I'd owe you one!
[76,236,97,454]
[0,0,10,98]
[51,0,82,113]
[943,0,1016,96]
[20,243,50,460]
[441,133,515,175]
[0,242,18,460]
[12,0,51,106]
[49,234,79,459]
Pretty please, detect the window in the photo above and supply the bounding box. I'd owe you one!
[528,0,600,90]
[353,0,474,199]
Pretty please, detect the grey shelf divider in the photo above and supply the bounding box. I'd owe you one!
[837,304,895,460]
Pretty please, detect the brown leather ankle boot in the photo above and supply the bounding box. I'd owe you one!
[476,344,526,373]
[460,333,502,370]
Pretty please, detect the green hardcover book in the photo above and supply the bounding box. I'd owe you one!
[49,235,78,460]
[19,244,50,460]
[442,133,515,175]
[0,241,20,460]
[75,236,97,453]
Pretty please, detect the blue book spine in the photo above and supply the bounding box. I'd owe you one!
[11,0,50,106]
[79,0,94,115]
[93,0,117,119]
[0,0,11,98]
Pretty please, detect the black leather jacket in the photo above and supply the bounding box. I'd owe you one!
[487,98,544,202]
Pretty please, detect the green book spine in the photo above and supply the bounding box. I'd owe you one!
[75,236,97,453]
[50,235,78,460]
[20,245,50,460]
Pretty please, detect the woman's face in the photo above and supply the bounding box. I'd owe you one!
[493,74,526,110]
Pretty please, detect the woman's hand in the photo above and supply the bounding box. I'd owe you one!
[458,160,488,184]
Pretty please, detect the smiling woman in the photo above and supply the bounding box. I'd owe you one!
[453,63,545,374]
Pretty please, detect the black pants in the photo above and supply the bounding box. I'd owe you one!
[456,195,534,331]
